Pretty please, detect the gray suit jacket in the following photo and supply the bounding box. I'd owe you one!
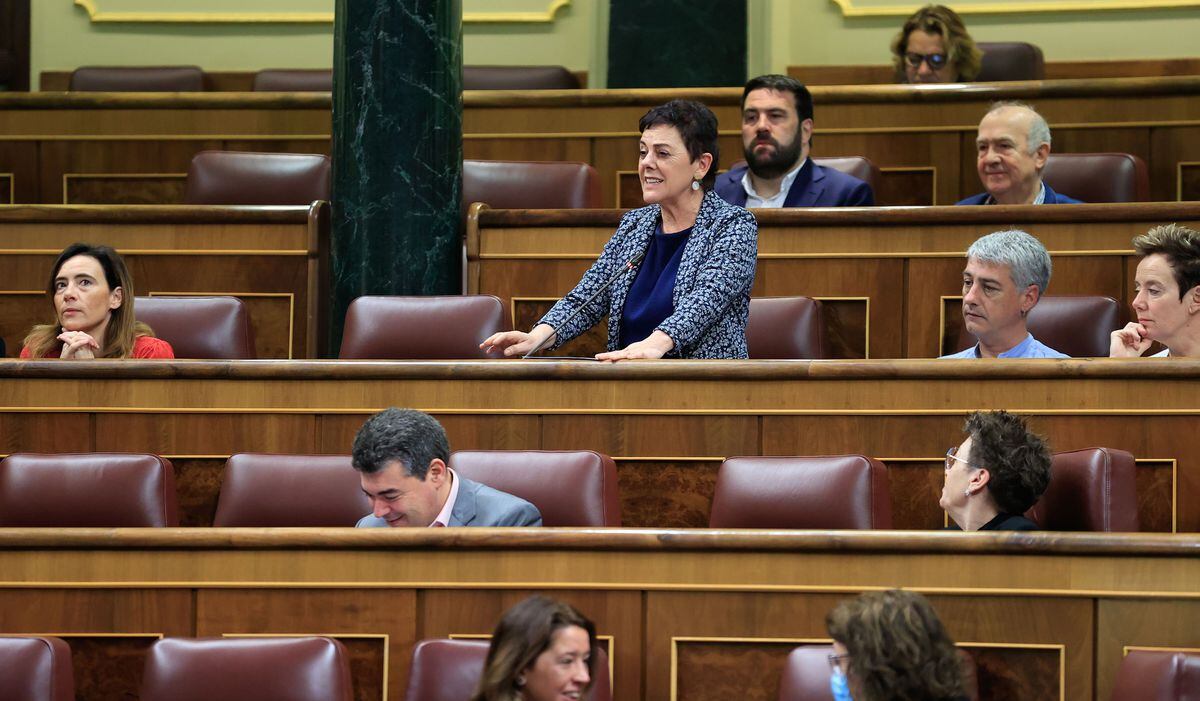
[355,475,543,527]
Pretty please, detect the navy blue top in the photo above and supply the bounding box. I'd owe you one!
[618,223,692,349]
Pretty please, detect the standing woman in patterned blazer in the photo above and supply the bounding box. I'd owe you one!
[482,99,758,360]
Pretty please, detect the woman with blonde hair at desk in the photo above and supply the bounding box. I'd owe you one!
[1111,224,1200,358]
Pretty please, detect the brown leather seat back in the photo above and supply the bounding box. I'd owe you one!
[1111,649,1200,700]
[1043,153,1150,203]
[213,454,368,527]
[135,296,256,360]
[949,295,1123,358]
[464,65,580,90]
[252,69,333,92]
[450,450,621,526]
[813,156,880,194]
[748,297,828,359]
[1026,448,1139,532]
[975,42,1045,81]
[140,637,353,701]
[184,151,331,205]
[405,639,611,701]
[339,295,510,359]
[709,456,892,529]
[0,453,178,527]
[69,66,205,91]
[778,645,978,701]
[0,637,75,701]
[463,160,602,212]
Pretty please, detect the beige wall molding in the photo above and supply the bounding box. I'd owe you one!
[75,0,571,24]
[830,0,1200,16]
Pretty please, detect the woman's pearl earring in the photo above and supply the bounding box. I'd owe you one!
[691,179,701,191]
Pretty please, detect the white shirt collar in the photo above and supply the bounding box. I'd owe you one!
[431,467,460,527]
[741,157,808,208]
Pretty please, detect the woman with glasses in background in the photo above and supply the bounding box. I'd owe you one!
[891,5,982,84]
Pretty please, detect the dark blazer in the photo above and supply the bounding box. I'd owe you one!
[714,160,874,208]
[538,189,758,359]
[956,182,1083,205]
[355,475,542,527]
[946,512,1039,531]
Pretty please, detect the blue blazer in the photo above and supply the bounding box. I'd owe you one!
[355,475,542,527]
[539,189,758,359]
[956,182,1083,205]
[714,160,874,208]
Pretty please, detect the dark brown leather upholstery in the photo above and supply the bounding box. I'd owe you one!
[463,160,602,212]
[69,66,204,92]
[140,637,352,701]
[339,295,510,359]
[0,637,75,701]
[135,296,256,360]
[729,157,879,194]
[949,295,1123,358]
[778,645,978,701]
[709,456,892,529]
[464,65,581,90]
[976,42,1045,82]
[748,297,828,359]
[213,454,367,527]
[1043,153,1151,203]
[405,639,611,701]
[184,151,331,205]
[0,453,178,527]
[252,69,333,92]
[1111,649,1200,700]
[1027,448,1139,532]
[450,450,621,526]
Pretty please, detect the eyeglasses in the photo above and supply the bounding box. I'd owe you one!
[827,652,851,674]
[905,52,948,70]
[945,446,979,472]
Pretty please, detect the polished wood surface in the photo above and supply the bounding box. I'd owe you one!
[0,203,329,359]
[788,58,1200,85]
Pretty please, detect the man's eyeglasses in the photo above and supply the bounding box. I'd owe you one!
[827,652,851,674]
[945,446,979,472]
[905,52,948,70]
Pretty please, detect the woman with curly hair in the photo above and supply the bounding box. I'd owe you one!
[891,5,982,84]
[826,589,968,701]
[941,410,1052,531]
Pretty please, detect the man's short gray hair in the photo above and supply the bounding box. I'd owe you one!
[967,229,1052,294]
[987,100,1051,155]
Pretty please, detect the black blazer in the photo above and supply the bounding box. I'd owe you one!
[947,512,1039,531]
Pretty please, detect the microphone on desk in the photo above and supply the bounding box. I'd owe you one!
[522,250,647,359]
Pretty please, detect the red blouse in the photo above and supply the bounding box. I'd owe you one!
[20,335,175,359]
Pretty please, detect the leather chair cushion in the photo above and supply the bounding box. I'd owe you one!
[69,66,204,91]
[976,42,1045,82]
[1111,649,1200,700]
[464,65,580,90]
[748,297,828,359]
[184,151,331,206]
[0,637,75,701]
[135,296,256,360]
[1027,448,1139,532]
[449,450,621,526]
[140,637,353,701]
[339,295,510,359]
[213,454,368,527]
[1043,153,1150,203]
[0,453,178,527]
[463,160,602,212]
[405,639,611,701]
[950,295,1123,358]
[253,69,333,92]
[709,456,892,529]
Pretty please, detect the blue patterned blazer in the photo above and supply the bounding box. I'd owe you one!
[538,189,758,359]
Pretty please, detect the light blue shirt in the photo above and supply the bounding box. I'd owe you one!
[939,333,1069,359]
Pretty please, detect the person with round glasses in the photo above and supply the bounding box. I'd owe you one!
[941,410,1051,531]
[891,5,982,84]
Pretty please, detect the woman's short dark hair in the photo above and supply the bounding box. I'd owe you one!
[827,589,965,701]
[891,4,982,82]
[470,595,598,701]
[638,99,719,191]
[965,410,1052,514]
[1133,224,1200,300]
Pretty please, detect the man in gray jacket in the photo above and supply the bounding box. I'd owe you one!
[353,408,542,528]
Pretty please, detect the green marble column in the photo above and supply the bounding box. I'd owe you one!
[329,0,462,356]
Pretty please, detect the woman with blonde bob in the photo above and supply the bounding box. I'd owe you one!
[891,5,982,84]
[21,243,173,359]
[471,595,598,701]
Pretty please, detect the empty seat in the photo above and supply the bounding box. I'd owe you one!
[339,295,510,359]
[1027,448,1139,532]
[1043,153,1150,203]
[463,160,602,212]
[975,42,1045,82]
[946,295,1123,358]
[252,69,333,92]
[213,454,367,527]
[747,297,828,359]
[449,450,621,526]
[183,151,331,205]
[1111,649,1200,700]
[0,453,178,527]
[0,636,75,701]
[140,637,352,701]
[135,296,255,360]
[405,639,611,701]
[69,66,204,92]
[464,65,581,90]
[778,645,978,701]
[813,156,880,195]
[709,456,891,529]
